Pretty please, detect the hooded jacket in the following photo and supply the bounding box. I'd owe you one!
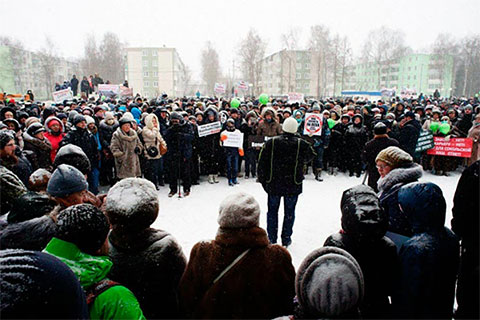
[398,118,422,157]
[22,131,52,171]
[141,114,167,160]
[324,185,398,318]
[44,237,145,320]
[60,126,99,169]
[44,117,66,163]
[393,183,459,319]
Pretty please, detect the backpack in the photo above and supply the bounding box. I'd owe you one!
[86,279,120,307]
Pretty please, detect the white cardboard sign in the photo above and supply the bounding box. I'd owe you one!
[303,113,323,136]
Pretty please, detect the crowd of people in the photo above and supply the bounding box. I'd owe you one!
[0,85,479,319]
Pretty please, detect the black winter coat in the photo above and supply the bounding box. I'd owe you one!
[165,122,194,160]
[394,182,459,319]
[70,77,79,90]
[398,119,422,157]
[258,133,315,196]
[80,80,90,93]
[0,214,57,251]
[324,185,398,319]
[108,228,187,319]
[98,120,118,150]
[60,127,99,169]
[22,133,52,171]
[346,123,368,154]
[363,136,399,191]
[454,113,473,137]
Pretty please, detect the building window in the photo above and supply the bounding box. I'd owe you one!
[153,81,158,87]
[144,81,149,87]
[414,75,417,80]
[296,82,301,89]
[152,60,157,67]
[143,60,148,67]
[153,71,158,77]
[408,76,411,80]
[304,83,309,89]
[304,73,310,79]
[296,63,302,70]
[143,50,148,56]
[152,51,157,56]
[296,73,301,79]
[304,63,310,69]
[144,72,149,77]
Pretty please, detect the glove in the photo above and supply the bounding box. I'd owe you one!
[134,146,142,155]
[239,148,244,157]
[220,134,228,141]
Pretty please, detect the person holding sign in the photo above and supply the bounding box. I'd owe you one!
[258,117,315,248]
[220,119,244,186]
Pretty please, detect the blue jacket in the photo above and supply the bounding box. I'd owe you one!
[393,182,459,319]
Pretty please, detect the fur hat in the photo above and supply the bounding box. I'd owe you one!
[7,191,56,224]
[28,168,51,192]
[217,192,260,228]
[296,247,364,318]
[53,144,91,175]
[375,146,412,168]
[56,204,110,254]
[0,130,15,149]
[282,117,299,134]
[373,122,387,135]
[47,164,88,198]
[26,122,46,137]
[106,178,159,231]
[73,114,86,126]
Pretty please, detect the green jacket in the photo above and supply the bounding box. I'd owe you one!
[44,237,145,320]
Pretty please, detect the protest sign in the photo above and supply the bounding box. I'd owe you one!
[222,131,244,148]
[98,84,120,97]
[427,137,473,158]
[248,135,265,149]
[120,86,133,97]
[303,113,323,136]
[237,81,249,91]
[214,83,226,95]
[415,130,434,153]
[288,92,304,104]
[52,88,73,103]
[198,121,222,137]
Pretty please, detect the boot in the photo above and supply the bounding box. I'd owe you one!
[333,167,338,176]
[208,174,214,184]
[213,174,219,183]
[315,169,323,181]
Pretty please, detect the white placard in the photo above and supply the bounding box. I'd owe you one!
[198,121,222,137]
[214,83,226,94]
[98,84,120,97]
[288,92,305,104]
[303,113,323,136]
[52,88,73,103]
[222,131,244,148]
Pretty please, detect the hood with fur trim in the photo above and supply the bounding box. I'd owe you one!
[377,163,423,194]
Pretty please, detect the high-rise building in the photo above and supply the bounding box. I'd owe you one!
[126,47,187,98]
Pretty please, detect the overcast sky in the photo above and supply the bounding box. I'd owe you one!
[1,0,479,80]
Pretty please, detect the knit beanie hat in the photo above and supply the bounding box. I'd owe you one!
[119,112,135,126]
[282,117,299,134]
[26,122,46,137]
[218,192,260,228]
[296,247,364,318]
[375,146,413,168]
[7,191,56,224]
[73,114,86,126]
[104,111,115,121]
[53,144,91,175]
[0,130,14,149]
[84,115,95,126]
[47,164,88,198]
[56,204,110,254]
[28,168,51,192]
[373,122,387,135]
[0,249,88,319]
[106,178,159,231]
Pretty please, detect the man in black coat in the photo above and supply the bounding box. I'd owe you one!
[363,122,399,192]
[70,75,79,96]
[80,76,90,97]
[453,105,473,138]
[451,160,479,319]
[60,115,99,193]
[324,185,398,318]
[258,117,315,247]
[398,111,421,158]
[106,178,187,319]
[165,112,194,197]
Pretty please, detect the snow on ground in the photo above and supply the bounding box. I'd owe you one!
[151,169,462,269]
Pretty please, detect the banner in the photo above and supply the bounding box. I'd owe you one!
[427,137,473,158]
[214,83,226,95]
[288,92,305,104]
[415,130,434,153]
[222,131,244,148]
[120,86,133,97]
[98,84,120,97]
[237,81,249,91]
[198,121,222,137]
[52,88,73,103]
[303,113,323,136]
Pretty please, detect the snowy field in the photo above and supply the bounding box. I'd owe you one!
[150,170,462,269]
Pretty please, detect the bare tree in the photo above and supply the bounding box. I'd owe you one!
[98,32,125,83]
[201,41,221,95]
[0,37,26,93]
[182,65,193,96]
[238,29,267,95]
[308,25,331,98]
[37,36,59,98]
[280,27,301,93]
[454,35,480,97]
[431,33,458,96]
[81,33,101,78]
[361,26,408,89]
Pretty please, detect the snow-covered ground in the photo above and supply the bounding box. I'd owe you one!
[151,169,462,269]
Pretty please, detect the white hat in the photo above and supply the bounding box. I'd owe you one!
[282,117,299,134]
[218,192,260,228]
